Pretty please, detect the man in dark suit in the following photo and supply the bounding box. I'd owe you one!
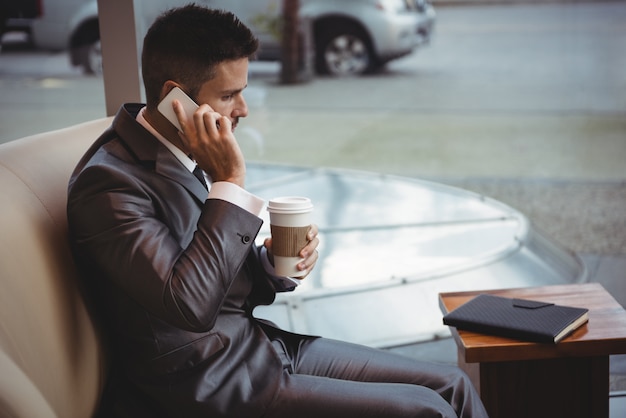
[67,5,487,418]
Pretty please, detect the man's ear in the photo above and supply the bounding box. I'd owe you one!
[159,80,181,102]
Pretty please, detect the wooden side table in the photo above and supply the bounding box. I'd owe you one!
[439,283,626,418]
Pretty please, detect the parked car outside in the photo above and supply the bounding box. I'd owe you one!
[219,0,437,76]
[23,0,435,77]
[24,0,100,74]
[0,0,41,44]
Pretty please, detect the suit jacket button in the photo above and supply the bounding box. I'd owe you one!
[242,235,251,244]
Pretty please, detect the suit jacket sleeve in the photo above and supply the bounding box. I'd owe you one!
[68,140,269,333]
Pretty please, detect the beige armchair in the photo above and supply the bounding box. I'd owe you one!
[0,118,112,418]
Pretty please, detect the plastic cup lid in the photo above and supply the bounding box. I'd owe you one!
[267,196,313,213]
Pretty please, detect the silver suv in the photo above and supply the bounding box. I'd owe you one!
[27,0,100,74]
[28,0,435,76]
[218,0,436,76]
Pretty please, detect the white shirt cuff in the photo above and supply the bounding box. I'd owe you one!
[208,181,265,216]
[208,182,299,289]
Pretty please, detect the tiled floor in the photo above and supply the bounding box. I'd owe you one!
[581,254,626,309]
[610,393,626,418]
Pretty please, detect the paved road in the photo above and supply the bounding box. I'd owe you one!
[240,1,626,182]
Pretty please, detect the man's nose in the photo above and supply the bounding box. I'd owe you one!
[234,95,248,118]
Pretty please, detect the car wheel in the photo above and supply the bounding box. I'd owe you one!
[316,26,372,76]
[82,39,102,75]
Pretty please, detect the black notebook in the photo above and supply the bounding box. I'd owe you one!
[442,294,589,344]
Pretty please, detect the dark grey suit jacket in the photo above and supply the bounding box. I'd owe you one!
[68,104,303,417]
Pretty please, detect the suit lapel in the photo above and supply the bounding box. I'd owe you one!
[113,103,209,203]
[155,145,209,202]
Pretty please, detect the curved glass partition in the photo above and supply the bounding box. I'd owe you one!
[249,163,586,347]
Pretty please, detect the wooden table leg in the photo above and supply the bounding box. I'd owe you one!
[458,354,609,418]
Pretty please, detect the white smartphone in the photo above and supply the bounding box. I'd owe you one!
[157,86,199,131]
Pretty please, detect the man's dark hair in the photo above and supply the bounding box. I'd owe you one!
[141,4,259,109]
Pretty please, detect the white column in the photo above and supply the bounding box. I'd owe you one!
[97,0,142,116]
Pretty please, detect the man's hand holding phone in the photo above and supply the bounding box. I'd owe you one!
[159,87,246,187]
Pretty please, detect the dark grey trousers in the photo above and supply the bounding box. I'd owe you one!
[263,337,488,418]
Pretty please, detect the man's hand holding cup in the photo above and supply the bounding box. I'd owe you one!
[265,197,318,279]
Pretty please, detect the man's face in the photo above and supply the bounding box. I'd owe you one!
[195,58,249,132]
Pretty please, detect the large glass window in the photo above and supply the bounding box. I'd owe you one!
[1,0,624,256]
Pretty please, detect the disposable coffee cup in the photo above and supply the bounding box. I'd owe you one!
[267,196,314,278]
